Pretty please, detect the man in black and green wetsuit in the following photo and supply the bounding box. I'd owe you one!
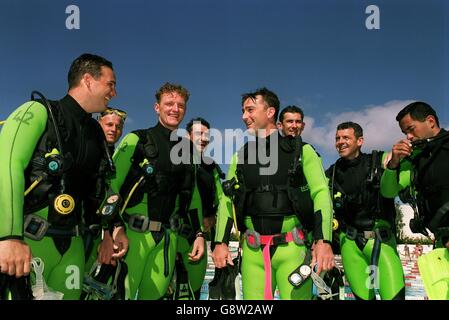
[326,122,405,300]
[0,54,128,300]
[213,88,334,300]
[381,102,449,299]
[110,83,204,300]
[185,117,225,299]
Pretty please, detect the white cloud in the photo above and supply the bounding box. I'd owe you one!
[302,100,415,158]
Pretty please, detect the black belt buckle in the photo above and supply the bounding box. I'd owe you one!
[24,214,49,241]
[272,233,287,246]
[345,227,357,240]
[127,215,149,233]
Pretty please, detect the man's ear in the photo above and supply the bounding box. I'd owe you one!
[81,73,93,91]
[154,103,160,114]
[266,106,276,120]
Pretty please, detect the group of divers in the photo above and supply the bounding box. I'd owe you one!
[0,53,448,301]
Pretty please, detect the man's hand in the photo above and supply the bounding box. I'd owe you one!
[0,239,32,277]
[111,226,128,260]
[97,230,115,265]
[211,243,233,268]
[388,139,413,169]
[188,236,205,262]
[311,240,335,274]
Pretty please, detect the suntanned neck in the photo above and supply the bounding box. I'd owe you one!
[343,149,361,161]
[68,89,92,113]
[257,123,278,138]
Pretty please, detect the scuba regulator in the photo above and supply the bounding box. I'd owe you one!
[31,91,75,215]
[222,177,240,198]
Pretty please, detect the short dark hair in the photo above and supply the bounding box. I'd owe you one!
[241,87,280,122]
[186,117,210,134]
[68,53,113,89]
[396,101,440,127]
[337,121,363,139]
[279,105,304,123]
[155,82,190,104]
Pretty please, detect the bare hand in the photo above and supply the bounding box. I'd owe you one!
[188,236,205,262]
[389,139,412,169]
[311,240,335,274]
[0,239,32,277]
[97,230,115,265]
[211,243,233,268]
[111,226,128,260]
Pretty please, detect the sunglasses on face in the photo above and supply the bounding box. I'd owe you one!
[100,108,127,121]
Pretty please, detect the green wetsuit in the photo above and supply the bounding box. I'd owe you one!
[111,123,194,300]
[381,130,449,299]
[215,133,333,300]
[327,152,405,300]
[0,96,109,300]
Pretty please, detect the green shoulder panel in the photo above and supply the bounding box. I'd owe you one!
[302,144,333,241]
[214,153,238,243]
[0,101,48,238]
[110,132,139,193]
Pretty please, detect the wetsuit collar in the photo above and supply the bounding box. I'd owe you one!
[62,94,92,123]
[339,152,364,168]
[156,121,175,139]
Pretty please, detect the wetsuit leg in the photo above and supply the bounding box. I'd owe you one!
[26,235,85,300]
[362,238,405,300]
[339,233,375,300]
[241,240,311,300]
[124,229,177,300]
[241,241,268,300]
[274,242,312,300]
[177,236,208,298]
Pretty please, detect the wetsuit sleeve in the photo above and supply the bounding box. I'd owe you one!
[302,144,333,241]
[380,158,412,198]
[0,101,48,240]
[214,153,238,243]
[110,133,139,196]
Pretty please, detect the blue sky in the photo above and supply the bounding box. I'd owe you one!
[1,0,448,169]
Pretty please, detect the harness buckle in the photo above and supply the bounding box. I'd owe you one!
[24,214,50,241]
[291,227,305,245]
[244,229,261,249]
[148,220,162,232]
[344,226,357,240]
[127,215,150,233]
[363,231,376,239]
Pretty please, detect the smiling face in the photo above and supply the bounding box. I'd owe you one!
[89,66,117,112]
[154,91,186,130]
[99,113,123,145]
[242,95,275,135]
[189,123,210,153]
[279,112,304,137]
[335,128,363,160]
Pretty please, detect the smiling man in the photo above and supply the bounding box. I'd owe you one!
[108,83,201,299]
[0,53,127,300]
[213,87,334,300]
[277,105,305,137]
[326,121,405,300]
